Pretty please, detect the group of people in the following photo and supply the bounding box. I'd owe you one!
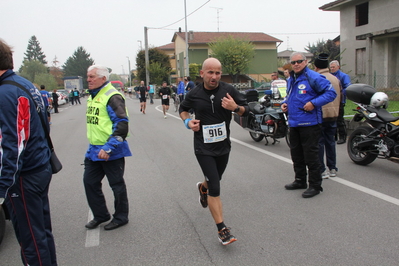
[68,88,82,105]
[1,33,354,265]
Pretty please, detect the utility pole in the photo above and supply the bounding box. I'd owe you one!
[144,27,150,86]
[126,56,131,87]
[210,7,223,32]
[184,0,189,77]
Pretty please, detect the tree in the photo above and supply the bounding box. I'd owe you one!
[208,35,255,83]
[148,62,170,85]
[19,60,48,82]
[23,35,47,65]
[63,47,95,89]
[136,48,171,85]
[34,73,58,91]
[189,63,201,81]
[305,39,340,64]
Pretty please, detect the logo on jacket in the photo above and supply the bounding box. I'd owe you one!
[298,84,307,94]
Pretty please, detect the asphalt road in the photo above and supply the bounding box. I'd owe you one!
[1,96,399,265]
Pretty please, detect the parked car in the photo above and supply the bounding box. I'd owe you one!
[57,90,70,103]
[255,82,271,92]
[52,92,66,105]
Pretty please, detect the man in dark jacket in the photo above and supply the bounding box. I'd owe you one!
[0,39,57,265]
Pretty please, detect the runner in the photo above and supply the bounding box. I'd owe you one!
[179,58,249,245]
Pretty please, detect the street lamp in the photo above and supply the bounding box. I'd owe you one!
[137,40,142,51]
[126,56,132,87]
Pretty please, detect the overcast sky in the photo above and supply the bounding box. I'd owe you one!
[2,0,339,75]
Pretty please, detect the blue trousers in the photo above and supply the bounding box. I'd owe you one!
[83,158,129,224]
[319,121,338,172]
[5,163,57,266]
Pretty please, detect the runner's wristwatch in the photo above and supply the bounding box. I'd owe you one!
[234,106,240,113]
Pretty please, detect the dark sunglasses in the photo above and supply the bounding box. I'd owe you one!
[291,60,305,65]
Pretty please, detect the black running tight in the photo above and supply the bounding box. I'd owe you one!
[195,153,229,197]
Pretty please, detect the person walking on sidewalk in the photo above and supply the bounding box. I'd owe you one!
[179,58,248,245]
[84,64,131,231]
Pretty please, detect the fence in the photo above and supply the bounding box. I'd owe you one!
[350,74,399,100]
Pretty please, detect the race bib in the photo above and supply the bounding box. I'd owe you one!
[202,122,227,143]
[162,95,168,99]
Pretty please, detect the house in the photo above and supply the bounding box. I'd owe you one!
[320,0,399,89]
[160,31,282,84]
[278,49,313,65]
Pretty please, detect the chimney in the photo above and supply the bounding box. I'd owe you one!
[189,31,194,40]
[179,27,181,33]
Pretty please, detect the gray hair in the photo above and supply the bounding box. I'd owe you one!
[290,52,307,61]
[88,65,110,81]
[330,60,340,67]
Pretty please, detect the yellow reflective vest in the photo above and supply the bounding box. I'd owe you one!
[86,83,124,145]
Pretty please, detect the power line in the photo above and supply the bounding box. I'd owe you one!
[270,32,339,35]
[154,0,211,30]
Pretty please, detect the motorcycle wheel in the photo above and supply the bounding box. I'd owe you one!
[249,132,265,142]
[347,126,378,165]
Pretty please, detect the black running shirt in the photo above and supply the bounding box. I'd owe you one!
[179,81,248,156]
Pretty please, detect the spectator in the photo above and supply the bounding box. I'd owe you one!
[281,52,336,198]
[330,60,351,144]
[314,53,341,179]
[0,38,57,266]
[52,89,59,113]
[73,88,81,105]
[40,84,52,124]
[177,77,185,103]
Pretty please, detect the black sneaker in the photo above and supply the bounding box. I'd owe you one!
[196,182,208,208]
[218,227,237,245]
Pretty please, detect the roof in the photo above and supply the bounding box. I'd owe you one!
[319,0,352,11]
[172,31,283,44]
[278,49,313,58]
[157,43,175,50]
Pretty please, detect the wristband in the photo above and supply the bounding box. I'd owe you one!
[184,118,192,129]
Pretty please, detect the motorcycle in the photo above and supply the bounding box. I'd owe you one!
[346,83,399,165]
[234,89,289,146]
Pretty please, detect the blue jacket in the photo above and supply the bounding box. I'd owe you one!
[0,70,51,198]
[331,70,351,103]
[285,67,336,127]
[177,81,185,95]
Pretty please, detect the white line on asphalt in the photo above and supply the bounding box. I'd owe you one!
[85,212,100,247]
[158,105,399,207]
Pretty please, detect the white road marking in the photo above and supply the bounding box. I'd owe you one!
[85,212,100,247]
[159,105,399,207]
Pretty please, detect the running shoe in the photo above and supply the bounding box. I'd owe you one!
[329,169,337,177]
[218,227,237,245]
[322,170,329,179]
[196,182,208,208]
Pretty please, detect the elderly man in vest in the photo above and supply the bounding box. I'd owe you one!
[84,65,131,230]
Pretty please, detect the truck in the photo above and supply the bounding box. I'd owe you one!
[63,76,84,93]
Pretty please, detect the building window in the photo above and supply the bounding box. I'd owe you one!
[356,2,369,26]
[356,48,366,75]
